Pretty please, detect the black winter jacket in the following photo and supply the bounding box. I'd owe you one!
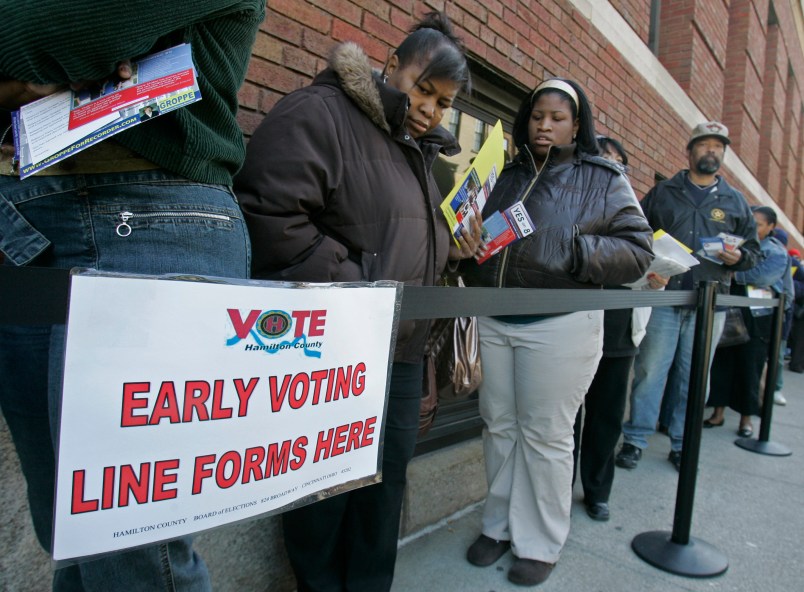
[462,144,654,290]
[235,43,456,362]
[640,170,759,294]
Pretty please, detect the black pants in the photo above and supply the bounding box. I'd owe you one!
[709,313,771,415]
[282,362,422,592]
[573,355,634,504]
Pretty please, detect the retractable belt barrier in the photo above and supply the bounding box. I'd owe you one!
[0,267,791,579]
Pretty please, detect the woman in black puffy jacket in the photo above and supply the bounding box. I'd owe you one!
[462,78,653,587]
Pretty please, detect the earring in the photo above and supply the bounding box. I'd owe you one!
[382,74,388,84]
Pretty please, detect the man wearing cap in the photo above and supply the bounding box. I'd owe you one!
[616,121,760,471]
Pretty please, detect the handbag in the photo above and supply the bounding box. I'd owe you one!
[420,316,453,437]
[717,307,750,348]
[419,278,483,436]
[445,314,482,399]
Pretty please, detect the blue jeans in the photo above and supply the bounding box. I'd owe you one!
[622,307,725,452]
[0,170,250,591]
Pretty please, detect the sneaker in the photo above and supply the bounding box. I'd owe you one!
[508,557,554,586]
[668,449,682,472]
[615,443,642,469]
[466,534,510,567]
[774,391,787,406]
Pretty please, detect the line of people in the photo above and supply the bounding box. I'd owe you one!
[0,5,792,592]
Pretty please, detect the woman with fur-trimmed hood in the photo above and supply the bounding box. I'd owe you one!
[235,12,480,591]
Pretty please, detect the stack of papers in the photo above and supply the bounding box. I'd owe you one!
[12,44,201,179]
[624,230,700,289]
[440,121,506,245]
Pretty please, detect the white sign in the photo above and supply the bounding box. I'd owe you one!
[53,272,400,561]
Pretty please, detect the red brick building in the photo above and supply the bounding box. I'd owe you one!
[244,0,804,245]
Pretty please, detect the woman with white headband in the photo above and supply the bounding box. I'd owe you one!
[460,78,653,586]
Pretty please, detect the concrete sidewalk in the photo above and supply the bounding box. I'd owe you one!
[392,367,804,592]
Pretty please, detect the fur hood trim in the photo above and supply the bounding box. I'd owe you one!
[329,42,390,133]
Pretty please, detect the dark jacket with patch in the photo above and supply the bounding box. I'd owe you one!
[462,144,654,290]
[639,170,759,294]
[235,42,456,362]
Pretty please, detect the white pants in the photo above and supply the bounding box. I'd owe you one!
[477,312,603,563]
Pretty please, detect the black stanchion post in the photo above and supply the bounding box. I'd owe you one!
[631,281,728,577]
[735,293,792,456]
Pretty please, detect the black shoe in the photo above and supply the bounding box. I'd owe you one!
[466,534,510,567]
[508,557,554,586]
[615,443,642,469]
[668,449,682,471]
[737,425,754,438]
[585,501,610,522]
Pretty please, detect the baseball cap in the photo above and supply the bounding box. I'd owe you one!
[687,121,730,150]
[788,248,801,258]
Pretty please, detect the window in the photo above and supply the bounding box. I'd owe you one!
[473,119,486,152]
[447,109,461,136]
[648,0,661,55]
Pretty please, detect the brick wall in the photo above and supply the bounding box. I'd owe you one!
[609,0,652,44]
[723,0,765,173]
[245,0,804,225]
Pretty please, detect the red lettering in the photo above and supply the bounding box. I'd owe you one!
[242,446,265,483]
[118,463,151,507]
[265,441,292,476]
[288,373,310,409]
[291,310,311,337]
[352,362,366,395]
[310,370,328,404]
[269,374,291,412]
[102,466,115,509]
[121,382,150,427]
[331,423,349,456]
[234,377,259,416]
[308,310,326,336]
[314,428,334,462]
[71,470,99,514]
[346,422,363,453]
[215,451,242,489]
[290,436,307,470]
[361,416,376,447]
[183,381,210,422]
[332,366,352,401]
[192,454,216,495]
[211,380,233,420]
[227,309,261,339]
[152,459,180,502]
[149,381,180,425]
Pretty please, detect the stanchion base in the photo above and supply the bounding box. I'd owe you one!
[734,438,792,456]
[631,531,728,578]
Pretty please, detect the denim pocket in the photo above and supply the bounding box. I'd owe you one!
[114,208,235,237]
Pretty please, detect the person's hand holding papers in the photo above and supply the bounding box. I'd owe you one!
[646,272,669,290]
[449,214,486,260]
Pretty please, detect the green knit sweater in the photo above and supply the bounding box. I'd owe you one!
[0,1,264,185]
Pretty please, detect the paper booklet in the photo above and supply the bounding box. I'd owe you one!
[439,120,536,263]
[697,232,745,265]
[12,44,201,179]
[624,229,700,289]
[440,120,506,245]
[476,202,535,264]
